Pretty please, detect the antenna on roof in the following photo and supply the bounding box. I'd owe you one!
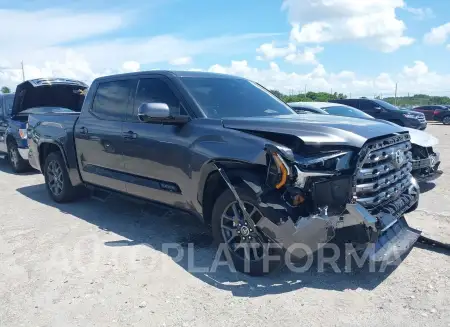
[21,61,25,82]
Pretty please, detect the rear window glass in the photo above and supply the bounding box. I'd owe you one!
[92,80,134,121]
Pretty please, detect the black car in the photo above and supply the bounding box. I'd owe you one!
[329,98,427,130]
[27,71,421,275]
[413,105,450,125]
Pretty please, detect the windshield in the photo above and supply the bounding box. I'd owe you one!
[4,94,14,116]
[323,105,374,119]
[180,77,295,118]
[372,99,400,111]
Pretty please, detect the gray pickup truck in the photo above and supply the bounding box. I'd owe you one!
[27,71,421,275]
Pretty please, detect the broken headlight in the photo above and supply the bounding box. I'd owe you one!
[295,151,354,172]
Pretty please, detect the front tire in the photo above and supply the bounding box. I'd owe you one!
[211,185,284,276]
[442,116,450,125]
[7,141,29,173]
[44,152,77,203]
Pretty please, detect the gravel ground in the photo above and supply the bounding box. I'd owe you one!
[0,124,449,327]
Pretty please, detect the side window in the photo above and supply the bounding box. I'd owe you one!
[343,99,359,109]
[91,80,134,121]
[4,95,14,117]
[0,98,3,118]
[359,100,375,111]
[134,78,187,117]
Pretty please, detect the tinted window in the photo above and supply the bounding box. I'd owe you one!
[335,99,359,109]
[372,99,400,111]
[359,99,375,111]
[91,80,134,121]
[134,78,186,116]
[181,77,294,118]
[4,94,14,116]
[323,105,373,119]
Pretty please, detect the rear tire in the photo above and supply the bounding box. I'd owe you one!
[442,116,450,125]
[7,141,29,173]
[211,185,284,276]
[43,152,78,203]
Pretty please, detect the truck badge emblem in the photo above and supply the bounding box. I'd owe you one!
[393,149,405,168]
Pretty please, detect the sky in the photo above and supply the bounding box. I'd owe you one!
[1,0,450,97]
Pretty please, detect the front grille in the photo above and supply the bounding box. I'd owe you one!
[354,133,413,209]
[417,115,426,123]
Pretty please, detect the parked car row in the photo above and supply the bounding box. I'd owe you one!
[412,105,450,125]
[0,74,433,276]
[288,101,443,183]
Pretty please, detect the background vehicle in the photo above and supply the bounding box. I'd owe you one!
[413,105,450,125]
[28,71,421,275]
[0,78,87,172]
[329,98,427,130]
[288,102,442,182]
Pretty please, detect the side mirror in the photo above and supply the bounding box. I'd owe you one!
[137,103,190,124]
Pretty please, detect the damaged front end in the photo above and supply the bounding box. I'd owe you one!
[411,144,442,182]
[219,133,422,265]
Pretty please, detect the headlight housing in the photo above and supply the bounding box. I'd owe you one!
[18,128,27,139]
[403,113,419,119]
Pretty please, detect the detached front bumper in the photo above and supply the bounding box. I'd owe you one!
[412,153,442,182]
[257,193,421,264]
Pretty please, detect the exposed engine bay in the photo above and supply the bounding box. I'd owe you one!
[216,132,422,263]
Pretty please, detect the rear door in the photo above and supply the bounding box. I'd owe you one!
[414,106,433,120]
[359,99,380,116]
[121,76,192,207]
[74,78,137,191]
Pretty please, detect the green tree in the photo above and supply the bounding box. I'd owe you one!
[1,86,11,94]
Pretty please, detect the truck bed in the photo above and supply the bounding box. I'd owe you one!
[27,109,80,180]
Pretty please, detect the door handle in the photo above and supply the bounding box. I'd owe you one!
[79,127,88,134]
[123,131,137,139]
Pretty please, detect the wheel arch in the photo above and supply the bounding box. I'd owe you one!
[39,141,69,172]
[199,160,266,226]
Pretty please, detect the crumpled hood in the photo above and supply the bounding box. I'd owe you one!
[222,114,406,148]
[404,127,438,147]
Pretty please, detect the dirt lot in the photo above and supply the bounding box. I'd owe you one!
[1,123,449,327]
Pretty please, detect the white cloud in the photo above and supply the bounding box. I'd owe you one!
[424,22,450,45]
[122,61,141,72]
[256,42,323,65]
[256,42,296,60]
[285,46,324,65]
[0,7,276,88]
[169,57,193,66]
[206,60,450,97]
[404,6,434,20]
[282,0,414,52]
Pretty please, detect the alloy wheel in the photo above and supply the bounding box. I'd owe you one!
[9,146,18,168]
[47,160,64,196]
[220,201,267,262]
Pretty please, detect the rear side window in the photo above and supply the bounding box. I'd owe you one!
[91,80,134,121]
[359,100,375,111]
[134,78,187,116]
[338,99,359,108]
[4,95,14,116]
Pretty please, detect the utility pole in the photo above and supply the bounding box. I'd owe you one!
[304,85,307,95]
[21,61,25,81]
[394,82,398,106]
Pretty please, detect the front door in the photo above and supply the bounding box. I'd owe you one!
[74,79,136,192]
[121,77,193,207]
